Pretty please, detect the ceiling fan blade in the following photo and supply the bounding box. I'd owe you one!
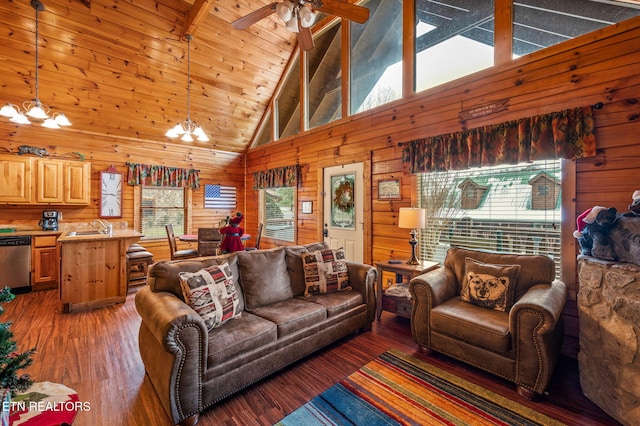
[298,27,315,51]
[316,0,370,24]
[232,3,277,30]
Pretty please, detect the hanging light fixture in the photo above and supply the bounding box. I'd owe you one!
[0,0,71,128]
[165,35,209,142]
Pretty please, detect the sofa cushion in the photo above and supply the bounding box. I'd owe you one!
[248,298,327,338]
[178,262,241,330]
[297,289,363,317]
[431,297,511,353]
[207,312,277,366]
[460,258,520,312]
[444,247,555,300]
[286,242,331,296]
[149,254,244,311]
[237,248,293,309]
[302,248,350,296]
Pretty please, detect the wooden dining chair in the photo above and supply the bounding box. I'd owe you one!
[245,223,263,251]
[165,224,198,260]
[198,228,223,256]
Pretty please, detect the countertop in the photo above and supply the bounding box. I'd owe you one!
[0,229,62,237]
[58,229,143,243]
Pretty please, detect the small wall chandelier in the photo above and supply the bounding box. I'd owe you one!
[0,0,71,129]
[165,35,209,142]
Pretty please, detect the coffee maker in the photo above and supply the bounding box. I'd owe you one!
[39,211,59,231]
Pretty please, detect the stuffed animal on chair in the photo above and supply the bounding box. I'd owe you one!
[219,212,245,253]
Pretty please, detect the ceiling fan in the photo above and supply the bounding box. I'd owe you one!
[232,0,370,51]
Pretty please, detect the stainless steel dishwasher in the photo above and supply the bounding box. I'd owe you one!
[0,236,31,292]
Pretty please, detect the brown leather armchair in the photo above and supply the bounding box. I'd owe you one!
[409,247,567,399]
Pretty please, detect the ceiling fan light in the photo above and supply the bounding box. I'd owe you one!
[181,132,194,142]
[0,103,19,118]
[53,112,71,126]
[299,7,316,28]
[285,16,299,33]
[276,1,293,23]
[41,118,60,129]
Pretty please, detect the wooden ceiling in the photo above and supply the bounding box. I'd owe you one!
[0,0,302,153]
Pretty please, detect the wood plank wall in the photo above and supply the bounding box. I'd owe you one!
[0,127,246,262]
[246,17,640,357]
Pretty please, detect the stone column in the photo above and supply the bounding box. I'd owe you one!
[577,256,640,425]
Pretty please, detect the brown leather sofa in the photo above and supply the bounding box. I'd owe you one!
[135,243,377,425]
[409,247,567,399]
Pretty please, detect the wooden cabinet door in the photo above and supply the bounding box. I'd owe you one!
[64,161,91,204]
[0,155,32,203]
[36,159,64,203]
[32,235,59,291]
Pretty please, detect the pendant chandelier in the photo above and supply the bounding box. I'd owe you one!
[0,0,71,129]
[165,35,209,142]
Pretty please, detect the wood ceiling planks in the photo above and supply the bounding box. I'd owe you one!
[0,0,296,153]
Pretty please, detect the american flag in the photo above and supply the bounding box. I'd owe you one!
[204,184,236,209]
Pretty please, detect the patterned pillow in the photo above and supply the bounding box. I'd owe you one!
[460,257,520,312]
[302,248,351,296]
[178,262,241,330]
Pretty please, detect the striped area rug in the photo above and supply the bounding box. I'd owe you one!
[276,348,565,426]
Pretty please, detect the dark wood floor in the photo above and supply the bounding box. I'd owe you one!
[4,288,619,426]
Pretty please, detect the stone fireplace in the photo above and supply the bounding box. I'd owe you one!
[577,256,640,425]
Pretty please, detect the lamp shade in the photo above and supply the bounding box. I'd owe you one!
[398,207,426,229]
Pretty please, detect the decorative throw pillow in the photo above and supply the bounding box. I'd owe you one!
[302,248,350,296]
[178,261,241,330]
[460,257,520,312]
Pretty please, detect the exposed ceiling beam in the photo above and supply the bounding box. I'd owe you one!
[182,0,215,39]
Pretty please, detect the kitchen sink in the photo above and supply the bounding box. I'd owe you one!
[67,230,103,236]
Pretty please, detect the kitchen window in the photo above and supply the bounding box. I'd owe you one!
[138,186,189,239]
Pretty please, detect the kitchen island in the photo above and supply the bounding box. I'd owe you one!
[58,229,142,312]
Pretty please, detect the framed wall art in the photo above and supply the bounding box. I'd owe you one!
[378,178,401,200]
[301,201,313,214]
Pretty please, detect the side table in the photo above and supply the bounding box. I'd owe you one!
[376,260,439,319]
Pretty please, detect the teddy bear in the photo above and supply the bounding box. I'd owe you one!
[574,206,606,256]
[622,190,640,217]
[219,212,245,253]
[585,207,618,261]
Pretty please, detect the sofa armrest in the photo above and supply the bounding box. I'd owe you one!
[346,261,378,323]
[509,280,567,393]
[135,286,208,423]
[409,267,457,348]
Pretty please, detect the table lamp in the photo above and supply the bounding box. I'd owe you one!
[398,207,426,265]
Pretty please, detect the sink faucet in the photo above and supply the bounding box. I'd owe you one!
[93,219,112,235]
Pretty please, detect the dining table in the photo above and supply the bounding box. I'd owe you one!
[179,233,251,242]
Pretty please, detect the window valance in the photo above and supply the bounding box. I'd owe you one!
[126,162,200,189]
[402,106,596,174]
[253,165,299,189]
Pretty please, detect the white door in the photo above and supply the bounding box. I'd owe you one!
[323,163,364,263]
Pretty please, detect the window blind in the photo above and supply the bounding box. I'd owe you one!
[417,160,561,279]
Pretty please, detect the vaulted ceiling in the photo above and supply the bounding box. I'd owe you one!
[0,0,304,153]
[1,0,639,155]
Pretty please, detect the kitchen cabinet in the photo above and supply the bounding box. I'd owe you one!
[32,235,59,291]
[0,154,91,205]
[35,159,91,205]
[0,156,32,203]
